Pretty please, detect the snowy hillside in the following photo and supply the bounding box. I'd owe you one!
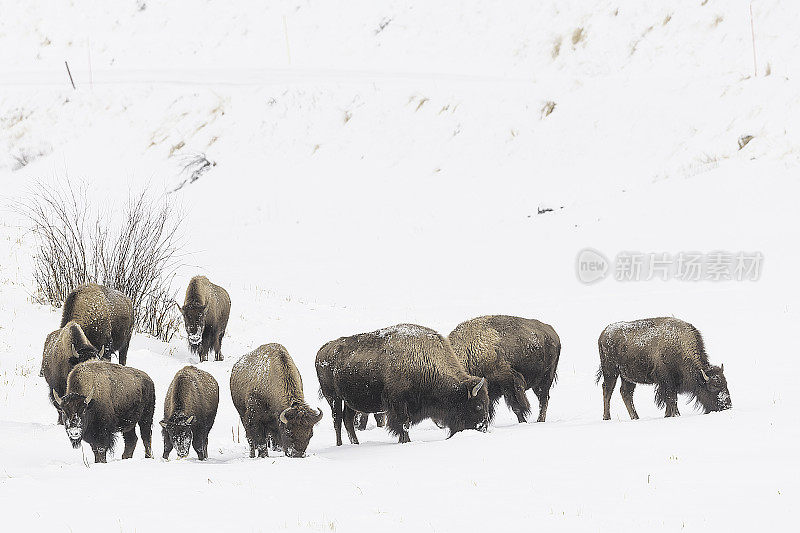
[1,1,798,531]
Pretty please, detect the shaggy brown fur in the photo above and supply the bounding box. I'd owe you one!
[41,321,101,423]
[597,317,732,419]
[61,283,134,365]
[179,276,231,362]
[449,315,561,423]
[52,360,155,463]
[230,343,322,458]
[316,324,490,445]
[161,366,219,460]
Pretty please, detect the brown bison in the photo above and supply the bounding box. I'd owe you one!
[161,366,219,460]
[597,317,732,419]
[448,315,561,423]
[40,321,104,423]
[230,343,323,458]
[52,359,155,463]
[316,324,489,445]
[61,283,134,365]
[177,276,231,362]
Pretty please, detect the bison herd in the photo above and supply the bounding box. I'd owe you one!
[42,276,733,463]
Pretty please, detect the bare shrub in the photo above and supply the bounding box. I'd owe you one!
[18,180,183,342]
[172,152,216,192]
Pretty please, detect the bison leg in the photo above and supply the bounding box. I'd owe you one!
[619,379,639,420]
[244,401,269,457]
[199,342,209,363]
[386,404,411,443]
[122,429,138,459]
[655,385,680,417]
[327,397,344,446]
[268,431,283,452]
[499,369,531,423]
[375,412,387,427]
[193,433,207,460]
[140,411,154,459]
[665,394,680,417]
[199,328,214,362]
[50,388,66,425]
[355,412,368,431]
[92,445,107,463]
[342,405,360,445]
[533,386,551,423]
[214,331,224,361]
[601,371,619,420]
[162,432,173,460]
[102,343,113,361]
[118,338,130,366]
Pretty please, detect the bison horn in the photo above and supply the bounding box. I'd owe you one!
[97,345,105,359]
[84,385,94,405]
[313,408,323,422]
[52,389,63,407]
[279,407,292,425]
[720,363,724,372]
[471,378,486,398]
[71,344,80,360]
[186,415,195,424]
[700,368,710,382]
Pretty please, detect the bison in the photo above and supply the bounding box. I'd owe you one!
[61,283,134,365]
[41,321,104,423]
[161,366,219,460]
[597,317,732,419]
[177,276,231,362]
[448,315,561,423]
[316,324,489,445]
[231,343,323,458]
[52,359,155,463]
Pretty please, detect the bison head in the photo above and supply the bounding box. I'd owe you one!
[444,377,490,437]
[180,304,207,346]
[160,413,195,458]
[52,387,93,448]
[696,364,732,413]
[278,403,323,458]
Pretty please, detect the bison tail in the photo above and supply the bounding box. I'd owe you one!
[550,350,560,386]
[594,365,604,385]
[546,336,561,386]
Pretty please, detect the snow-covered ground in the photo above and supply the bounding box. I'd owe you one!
[1,1,798,531]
